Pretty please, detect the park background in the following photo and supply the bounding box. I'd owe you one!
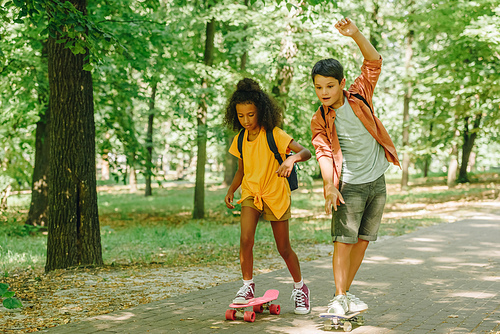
[0,0,499,332]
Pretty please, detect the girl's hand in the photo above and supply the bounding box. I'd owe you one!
[225,191,235,209]
[334,17,359,37]
[276,156,295,178]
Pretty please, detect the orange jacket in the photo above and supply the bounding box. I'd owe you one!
[310,57,400,190]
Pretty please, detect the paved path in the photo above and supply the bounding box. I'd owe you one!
[41,216,500,334]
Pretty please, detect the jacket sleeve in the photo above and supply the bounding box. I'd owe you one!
[349,57,382,109]
[310,110,332,161]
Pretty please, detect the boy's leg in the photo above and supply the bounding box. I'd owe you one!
[346,238,370,291]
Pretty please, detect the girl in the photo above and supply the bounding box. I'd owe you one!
[224,78,312,315]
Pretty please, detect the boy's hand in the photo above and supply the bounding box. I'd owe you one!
[335,17,359,37]
[324,183,345,214]
[225,191,235,209]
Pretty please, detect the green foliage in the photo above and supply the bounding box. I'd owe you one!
[5,0,124,69]
[0,283,23,309]
[1,0,500,202]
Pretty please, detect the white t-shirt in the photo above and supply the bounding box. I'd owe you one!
[334,96,389,184]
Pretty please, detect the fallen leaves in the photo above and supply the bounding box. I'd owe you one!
[0,264,241,333]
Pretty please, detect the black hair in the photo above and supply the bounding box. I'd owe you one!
[224,78,282,132]
[311,58,344,83]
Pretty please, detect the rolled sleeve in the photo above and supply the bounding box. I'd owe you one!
[350,57,383,106]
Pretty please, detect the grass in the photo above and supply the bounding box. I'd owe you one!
[1,173,498,274]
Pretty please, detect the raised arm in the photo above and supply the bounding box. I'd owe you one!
[335,18,380,61]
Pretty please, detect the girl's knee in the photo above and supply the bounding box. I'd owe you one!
[277,244,294,259]
[240,235,255,249]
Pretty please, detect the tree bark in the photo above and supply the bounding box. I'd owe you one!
[45,0,102,271]
[447,144,458,188]
[26,40,50,227]
[224,7,248,186]
[26,109,50,227]
[193,16,215,219]
[447,129,459,188]
[271,4,300,111]
[145,81,157,197]
[401,28,414,189]
[458,113,482,183]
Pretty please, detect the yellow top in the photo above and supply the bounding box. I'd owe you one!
[229,127,293,220]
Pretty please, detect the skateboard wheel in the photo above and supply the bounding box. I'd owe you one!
[243,311,255,322]
[357,315,365,325]
[225,309,236,321]
[269,304,280,315]
[253,304,264,313]
[343,321,352,332]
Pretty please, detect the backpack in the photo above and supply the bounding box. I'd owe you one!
[237,129,299,191]
[320,93,373,124]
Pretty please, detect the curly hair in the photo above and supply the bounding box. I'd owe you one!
[224,78,282,132]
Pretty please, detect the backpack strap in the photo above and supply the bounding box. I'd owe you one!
[320,93,373,125]
[237,129,245,160]
[352,93,373,113]
[266,129,284,165]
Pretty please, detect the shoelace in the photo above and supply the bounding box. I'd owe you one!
[328,295,347,309]
[291,289,306,308]
[236,284,253,297]
[346,292,361,302]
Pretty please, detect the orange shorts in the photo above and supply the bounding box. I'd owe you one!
[240,197,291,221]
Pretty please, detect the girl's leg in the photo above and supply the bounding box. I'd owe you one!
[240,206,260,280]
[271,219,301,282]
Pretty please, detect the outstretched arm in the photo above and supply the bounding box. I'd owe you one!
[335,17,380,61]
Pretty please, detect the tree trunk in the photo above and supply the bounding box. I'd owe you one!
[224,11,248,186]
[447,128,460,188]
[26,109,50,227]
[447,143,458,188]
[45,0,102,271]
[458,113,482,183]
[193,17,215,219]
[101,152,110,180]
[145,81,157,197]
[129,163,137,192]
[26,40,50,227]
[369,0,381,50]
[401,28,414,190]
[271,4,300,111]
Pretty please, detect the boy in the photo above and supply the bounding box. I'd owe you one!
[310,17,400,315]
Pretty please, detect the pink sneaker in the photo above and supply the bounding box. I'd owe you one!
[232,283,255,304]
[291,283,310,314]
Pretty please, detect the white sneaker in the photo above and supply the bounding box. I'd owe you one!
[327,294,349,315]
[346,292,368,312]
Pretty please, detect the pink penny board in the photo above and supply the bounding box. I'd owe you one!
[226,289,280,322]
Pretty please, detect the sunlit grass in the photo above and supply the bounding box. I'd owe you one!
[1,173,498,273]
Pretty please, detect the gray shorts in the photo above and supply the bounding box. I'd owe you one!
[332,174,387,244]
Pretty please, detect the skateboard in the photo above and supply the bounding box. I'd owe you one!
[225,289,280,322]
[319,310,366,332]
